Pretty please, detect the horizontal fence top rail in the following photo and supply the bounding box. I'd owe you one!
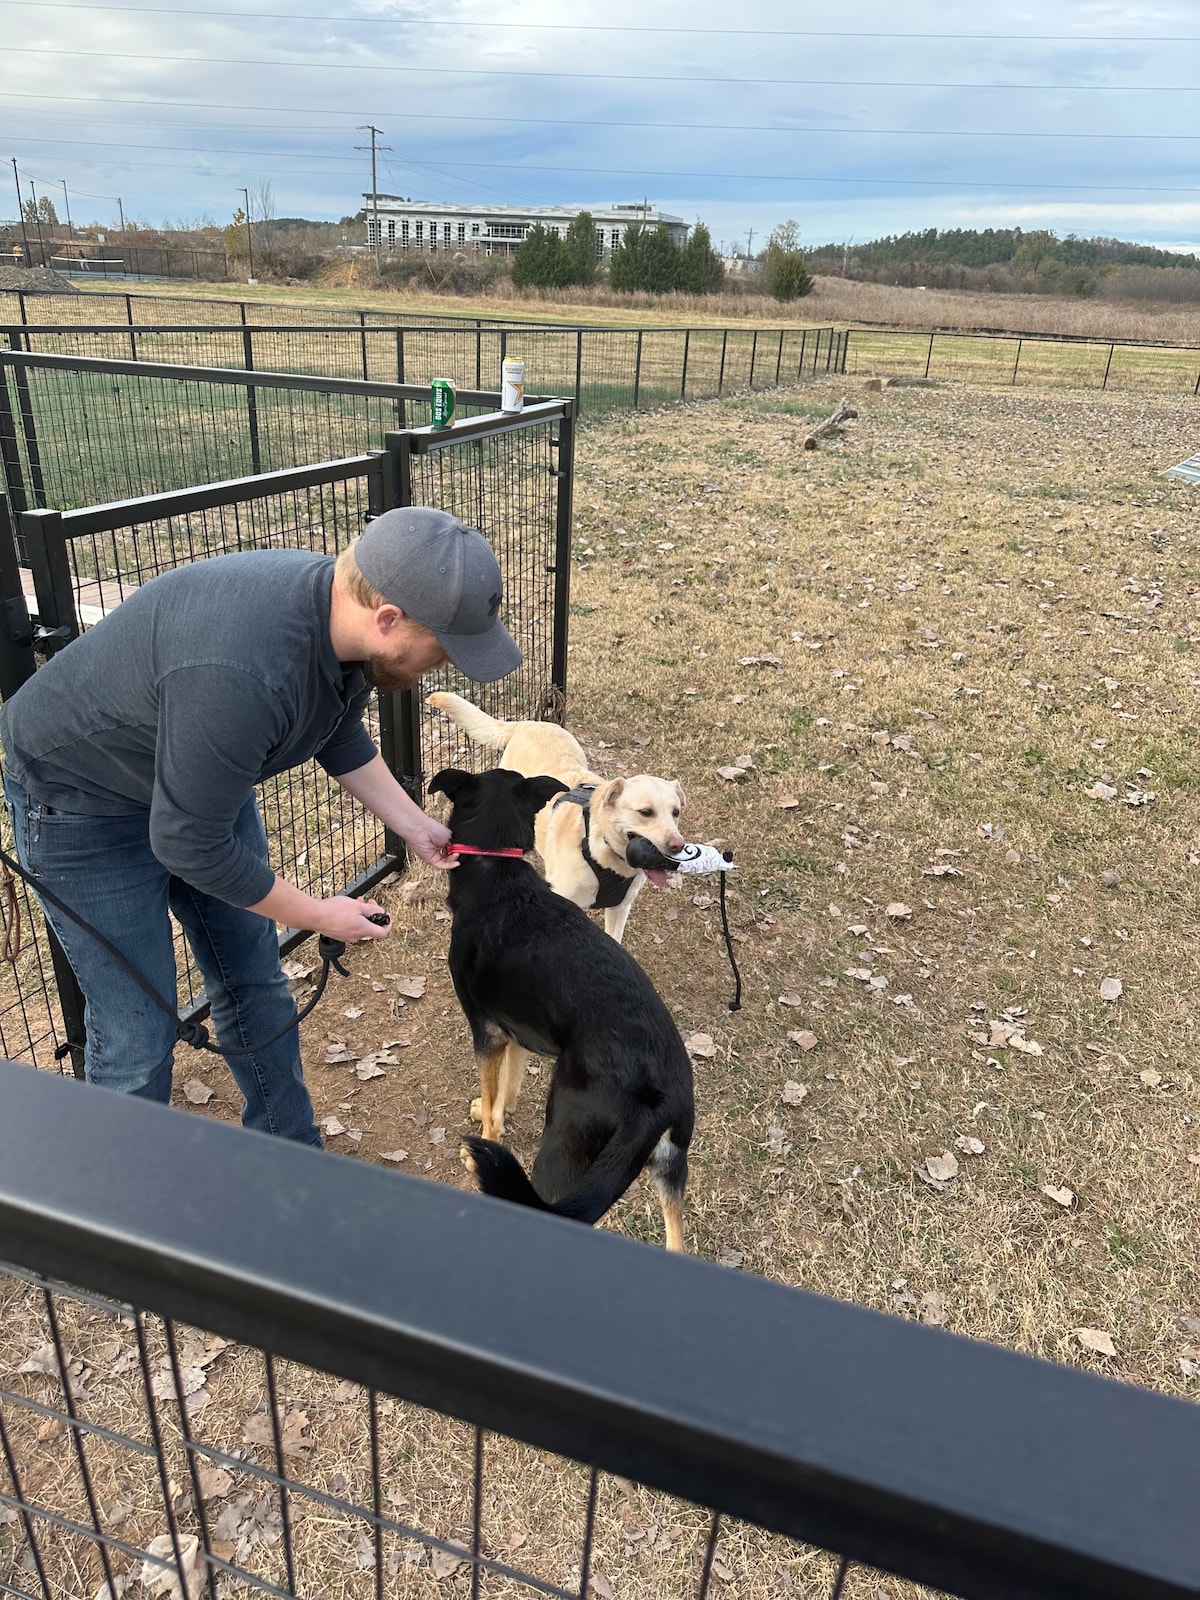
[0,287,564,328]
[396,400,573,454]
[1,1061,1198,1600]
[19,451,384,537]
[4,319,840,340]
[0,347,510,407]
[844,318,1200,352]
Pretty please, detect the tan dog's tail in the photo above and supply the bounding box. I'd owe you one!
[427,691,513,753]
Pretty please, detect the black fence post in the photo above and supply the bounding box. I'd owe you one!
[718,329,728,396]
[394,330,407,428]
[680,330,690,401]
[241,326,262,475]
[475,327,482,391]
[550,405,576,705]
[633,331,643,407]
[775,329,785,385]
[383,431,424,804]
[16,505,88,1077]
[798,328,807,379]
[1012,339,1023,386]
[359,311,369,382]
[824,330,834,373]
[0,498,37,699]
[1102,344,1114,390]
[574,330,583,409]
[367,450,407,866]
[749,329,759,388]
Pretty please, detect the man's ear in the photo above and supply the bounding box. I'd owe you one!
[517,774,570,809]
[428,768,474,801]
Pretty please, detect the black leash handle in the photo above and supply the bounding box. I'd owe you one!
[716,860,742,1012]
[0,845,382,1059]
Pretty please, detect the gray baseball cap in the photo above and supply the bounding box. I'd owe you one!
[354,507,521,683]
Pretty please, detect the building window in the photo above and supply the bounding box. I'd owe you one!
[415,221,423,241]
[443,222,452,242]
[610,229,620,250]
[457,222,466,243]
[489,223,528,239]
[471,223,480,236]
[386,219,396,251]
[401,220,410,246]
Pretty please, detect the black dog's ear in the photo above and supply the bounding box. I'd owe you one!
[516,774,570,809]
[428,768,475,800]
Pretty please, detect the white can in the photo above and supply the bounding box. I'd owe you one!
[501,356,525,413]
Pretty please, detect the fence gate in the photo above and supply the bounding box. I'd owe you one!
[0,397,575,1078]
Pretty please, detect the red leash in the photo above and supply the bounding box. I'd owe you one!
[446,844,526,859]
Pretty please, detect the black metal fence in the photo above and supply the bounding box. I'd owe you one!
[0,388,575,1077]
[1,240,231,280]
[2,1060,1199,1600]
[843,326,1200,394]
[4,320,848,417]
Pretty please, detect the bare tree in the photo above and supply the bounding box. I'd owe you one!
[250,180,276,224]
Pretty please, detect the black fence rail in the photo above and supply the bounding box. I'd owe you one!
[4,321,848,418]
[0,400,574,1079]
[843,326,1200,394]
[2,1060,1199,1600]
[1,240,231,281]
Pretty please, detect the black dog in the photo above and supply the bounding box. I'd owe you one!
[428,766,694,1251]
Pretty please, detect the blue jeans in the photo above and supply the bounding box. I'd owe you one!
[4,774,321,1146]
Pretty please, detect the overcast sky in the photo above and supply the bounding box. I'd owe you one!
[6,0,1200,253]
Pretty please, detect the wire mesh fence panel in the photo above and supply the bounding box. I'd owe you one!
[0,1267,866,1600]
[409,418,567,784]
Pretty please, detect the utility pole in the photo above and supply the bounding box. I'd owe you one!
[28,180,45,265]
[356,124,390,270]
[11,158,30,264]
[746,226,755,258]
[239,186,256,281]
[117,197,125,231]
[60,180,73,239]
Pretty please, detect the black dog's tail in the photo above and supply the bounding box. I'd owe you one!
[461,1132,639,1227]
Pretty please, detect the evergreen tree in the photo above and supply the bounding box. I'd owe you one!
[762,220,814,302]
[511,224,570,288]
[563,211,599,286]
[677,222,725,294]
[611,223,681,293]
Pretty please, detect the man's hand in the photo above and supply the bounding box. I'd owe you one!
[404,813,458,870]
[316,895,393,942]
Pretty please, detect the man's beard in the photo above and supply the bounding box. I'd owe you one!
[362,656,423,693]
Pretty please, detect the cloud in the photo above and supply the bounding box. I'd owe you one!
[4,0,1199,245]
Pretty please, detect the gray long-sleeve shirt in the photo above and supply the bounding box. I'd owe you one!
[0,550,377,906]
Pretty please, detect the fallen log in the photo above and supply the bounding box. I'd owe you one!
[803,397,857,450]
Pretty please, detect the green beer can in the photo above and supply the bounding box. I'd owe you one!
[430,377,456,429]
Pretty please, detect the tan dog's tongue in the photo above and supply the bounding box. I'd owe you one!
[645,869,669,888]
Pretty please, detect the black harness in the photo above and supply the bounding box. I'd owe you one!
[553,785,638,910]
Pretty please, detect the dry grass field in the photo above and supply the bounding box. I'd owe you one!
[4,370,1200,1598]
[63,271,1200,345]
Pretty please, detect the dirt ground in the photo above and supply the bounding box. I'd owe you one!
[5,371,1200,1598]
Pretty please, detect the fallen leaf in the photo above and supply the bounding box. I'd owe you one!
[343,1007,364,1019]
[781,1080,809,1105]
[323,1044,358,1064]
[716,765,748,782]
[885,902,913,920]
[141,1533,205,1600]
[684,1032,717,1058]
[777,992,803,1008]
[197,1467,233,1501]
[380,1149,409,1163]
[430,1547,468,1580]
[1086,782,1118,801]
[787,1029,818,1051]
[182,1079,214,1105]
[428,1126,446,1146]
[919,1290,948,1326]
[1139,1068,1162,1088]
[322,1116,346,1137]
[590,1575,614,1600]
[17,1343,62,1377]
[924,1150,959,1183]
[776,795,800,809]
[1074,1328,1116,1357]
[1100,977,1123,1003]
[391,975,427,1000]
[354,1060,386,1081]
[1043,1184,1076,1209]
[954,1135,985,1156]
[716,1248,744,1269]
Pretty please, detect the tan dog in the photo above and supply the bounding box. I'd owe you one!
[428,691,685,944]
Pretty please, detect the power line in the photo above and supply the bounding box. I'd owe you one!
[9,46,1200,90]
[8,96,1200,141]
[6,134,366,163]
[7,141,1200,196]
[4,1,1200,43]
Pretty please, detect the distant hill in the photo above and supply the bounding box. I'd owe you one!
[804,229,1200,300]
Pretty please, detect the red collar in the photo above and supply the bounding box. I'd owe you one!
[447,844,526,859]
